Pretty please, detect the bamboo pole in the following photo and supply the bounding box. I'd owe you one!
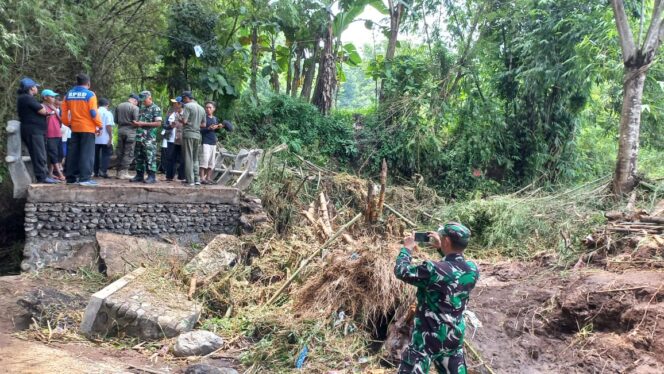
[265,213,363,306]
[375,159,387,222]
[464,340,496,374]
[319,192,333,236]
[366,179,374,223]
[384,203,417,227]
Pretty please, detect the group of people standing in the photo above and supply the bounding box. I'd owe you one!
[16,74,232,187]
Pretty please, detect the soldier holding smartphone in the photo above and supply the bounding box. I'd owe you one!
[394,222,479,374]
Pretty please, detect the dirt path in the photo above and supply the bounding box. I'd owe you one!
[0,275,183,374]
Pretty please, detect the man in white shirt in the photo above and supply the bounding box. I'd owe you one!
[164,97,184,181]
[93,98,115,178]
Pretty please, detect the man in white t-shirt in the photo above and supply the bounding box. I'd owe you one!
[94,98,115,178]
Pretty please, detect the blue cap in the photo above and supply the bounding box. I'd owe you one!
[41,89,58,97]
[20,77,40,89]
[170,96,182,103]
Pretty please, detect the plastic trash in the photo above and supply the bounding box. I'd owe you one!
[463,309,482,338]
[333,310,346,328]
[295,344,309,368]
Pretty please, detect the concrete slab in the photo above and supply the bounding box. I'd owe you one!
[183,234,240,282]
[27,183,240,205]
[80,267,201,340]
[96,233,192,278]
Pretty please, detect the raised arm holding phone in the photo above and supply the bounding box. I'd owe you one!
[394,222,479,374]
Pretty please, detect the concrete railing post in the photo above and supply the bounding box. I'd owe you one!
[5,120,32,198]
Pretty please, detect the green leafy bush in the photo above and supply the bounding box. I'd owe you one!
[231,94,357,164]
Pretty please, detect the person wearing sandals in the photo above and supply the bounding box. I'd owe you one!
[199,101,219,184]
[42,89,65,181]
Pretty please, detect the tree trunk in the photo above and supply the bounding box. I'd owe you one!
[301,41,319,101]
[385,2,403,60]
[286,53,293,95]
[613,66,646,195]
[380,2,404,101]
[270,37,280,93]
[291,46,303,97]
[250,26,259,100]
[312,24,336,115]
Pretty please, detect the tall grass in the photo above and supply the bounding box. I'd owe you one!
[433,176,613,262]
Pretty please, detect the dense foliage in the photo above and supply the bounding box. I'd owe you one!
[2,0,664,196]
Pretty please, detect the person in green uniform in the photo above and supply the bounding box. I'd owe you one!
[130,90,162,184]
[395,222,480,374]
[180,91,206,186]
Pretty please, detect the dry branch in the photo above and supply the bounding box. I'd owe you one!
[187,276,197,300]
[384,203,417,227]
[265,213,363,306]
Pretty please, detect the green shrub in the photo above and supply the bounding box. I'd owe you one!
[229,94,356,164]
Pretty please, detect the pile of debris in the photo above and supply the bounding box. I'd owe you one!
[581,200,664,269]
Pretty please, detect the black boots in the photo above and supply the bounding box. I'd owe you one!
[130,172,144,182]
[144,172,157,184]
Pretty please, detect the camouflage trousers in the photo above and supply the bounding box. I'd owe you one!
[398,318,467,374]
[398,345,466,374]
[134,139,157,173]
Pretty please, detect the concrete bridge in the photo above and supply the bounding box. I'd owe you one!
[5,120,267,273]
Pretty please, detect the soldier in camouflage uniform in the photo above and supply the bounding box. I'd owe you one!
[130,90,162,184]
[394,222,479,374]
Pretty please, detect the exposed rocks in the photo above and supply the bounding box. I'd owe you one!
[183,364,239,374]
[21,239,98,272]
[239,196,269,233]
[173,330,224,357]
[96,233,191,278]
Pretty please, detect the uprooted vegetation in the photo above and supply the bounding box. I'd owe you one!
[7,153,664,373]
[183,155,662,372]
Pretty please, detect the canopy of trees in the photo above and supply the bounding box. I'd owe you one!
[2,0,664,196]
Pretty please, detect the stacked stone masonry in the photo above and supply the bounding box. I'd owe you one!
[22,184,251,272]
[24,202,240,239]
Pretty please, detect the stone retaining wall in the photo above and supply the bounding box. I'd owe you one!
[22,184,247,272]
[24,202,240,239]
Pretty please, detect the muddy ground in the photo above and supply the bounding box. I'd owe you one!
[0,260,661,373]
[469,261,663,374]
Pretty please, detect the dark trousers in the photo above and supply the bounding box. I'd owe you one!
[165,142,184,180]
[65,132,96,182]
[94,144,112,176]
[21,129,48,182]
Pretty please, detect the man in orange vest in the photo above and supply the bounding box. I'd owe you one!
[61,74,102,186]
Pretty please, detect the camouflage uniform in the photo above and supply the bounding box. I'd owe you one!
[394,223,479,374]
[134,103,162,173]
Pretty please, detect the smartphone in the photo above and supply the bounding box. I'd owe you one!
[414,232,430,243]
